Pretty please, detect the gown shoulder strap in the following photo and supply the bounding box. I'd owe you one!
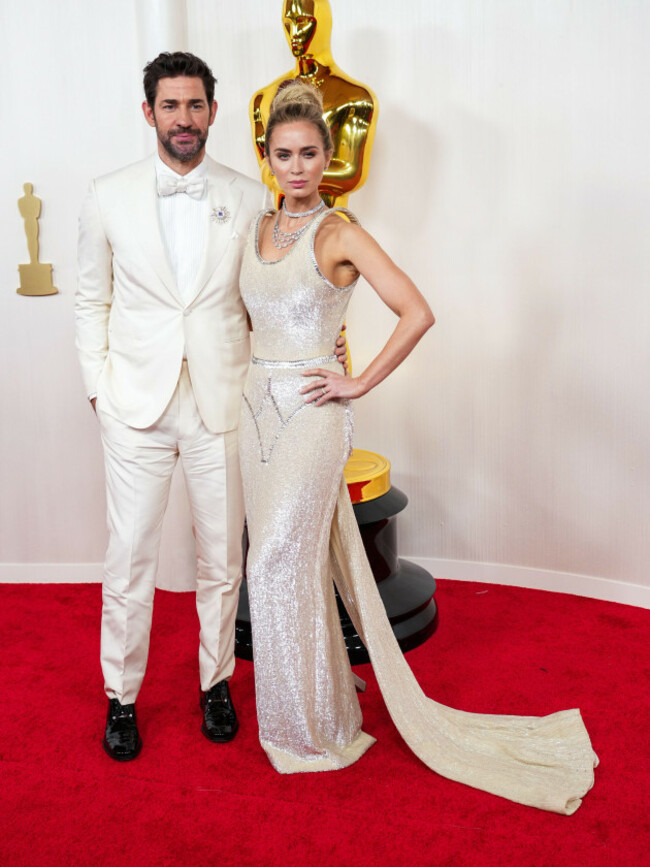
[257,207,277,224]
[322,206,361,227]
[250,207,277,246]
[310,206,361,234]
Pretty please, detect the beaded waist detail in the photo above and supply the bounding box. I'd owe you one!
[251,354,337,369]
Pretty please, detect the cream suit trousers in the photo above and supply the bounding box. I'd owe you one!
[98,363,244,704]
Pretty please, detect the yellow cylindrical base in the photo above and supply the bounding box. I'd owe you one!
[344,448,391,504]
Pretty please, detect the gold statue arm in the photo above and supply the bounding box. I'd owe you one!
[24,217,40,265]
[319,100,374,199]
[251,93,267,165]
[251,90,284,202]
[18,184,42,264]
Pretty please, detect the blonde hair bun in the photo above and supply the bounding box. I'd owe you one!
[270,79,324,114]
[265,78,332,154]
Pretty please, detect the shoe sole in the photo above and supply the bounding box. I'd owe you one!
[201,720,239,743]
[102,736,143,762]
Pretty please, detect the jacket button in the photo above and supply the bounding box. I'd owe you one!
[183,308,192,317]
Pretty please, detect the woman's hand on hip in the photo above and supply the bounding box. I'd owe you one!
[300,369,366,404]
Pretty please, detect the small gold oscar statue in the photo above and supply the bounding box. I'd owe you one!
[250,0,378,208]
[17,183,58,296]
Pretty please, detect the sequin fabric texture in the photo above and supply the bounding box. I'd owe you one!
[238,208,597,813]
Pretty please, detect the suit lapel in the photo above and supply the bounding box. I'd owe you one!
[186,158,244,306]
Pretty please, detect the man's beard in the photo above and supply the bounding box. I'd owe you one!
[157,126,207,163]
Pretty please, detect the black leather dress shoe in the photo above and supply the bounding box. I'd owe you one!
[103,698,142,761]
[201,680,239,743]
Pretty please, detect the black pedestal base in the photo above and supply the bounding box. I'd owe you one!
[335,558,438,665]
[235,486,438,664]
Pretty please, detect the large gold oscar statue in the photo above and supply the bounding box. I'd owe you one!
[236,0,438,664]
[250,0,377,208]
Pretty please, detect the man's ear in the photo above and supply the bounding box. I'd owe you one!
[209,100,218,126]
[142,101,156,128]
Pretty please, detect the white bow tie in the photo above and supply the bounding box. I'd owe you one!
[157,176,206,199]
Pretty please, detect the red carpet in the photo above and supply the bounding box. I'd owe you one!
[0,579,648,866]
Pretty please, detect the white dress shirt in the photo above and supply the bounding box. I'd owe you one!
[155,154,209,307]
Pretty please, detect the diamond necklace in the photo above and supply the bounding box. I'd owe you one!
[282,199,325,218]
[272,200,326,249]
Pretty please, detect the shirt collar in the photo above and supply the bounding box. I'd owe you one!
[155,153,208,182]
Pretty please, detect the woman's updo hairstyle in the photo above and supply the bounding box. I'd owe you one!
[265,79,333,155]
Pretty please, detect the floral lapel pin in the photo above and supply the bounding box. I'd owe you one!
[211,206,231,224]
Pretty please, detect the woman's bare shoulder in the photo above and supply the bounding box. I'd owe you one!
[318,209,364,243]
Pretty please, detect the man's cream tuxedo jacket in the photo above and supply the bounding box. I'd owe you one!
[76,155,270,432]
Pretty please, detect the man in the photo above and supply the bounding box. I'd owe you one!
[77,52,343,761]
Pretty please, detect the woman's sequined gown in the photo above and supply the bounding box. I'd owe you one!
[238,208,597,814]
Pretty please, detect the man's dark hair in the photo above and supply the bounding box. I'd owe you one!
[143,52,217,107]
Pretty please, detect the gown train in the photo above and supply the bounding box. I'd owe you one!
[239,207,597,815]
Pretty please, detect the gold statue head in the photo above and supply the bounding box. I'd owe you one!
[283,0,332,60]
[23,182,33,194]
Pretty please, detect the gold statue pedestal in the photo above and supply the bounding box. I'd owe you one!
[236,448,438,664]
[17,263,58,296]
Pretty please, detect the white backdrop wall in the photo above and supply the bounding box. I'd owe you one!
[0,1,648,606]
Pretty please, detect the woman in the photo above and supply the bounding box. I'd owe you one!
[238,81,597,814]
